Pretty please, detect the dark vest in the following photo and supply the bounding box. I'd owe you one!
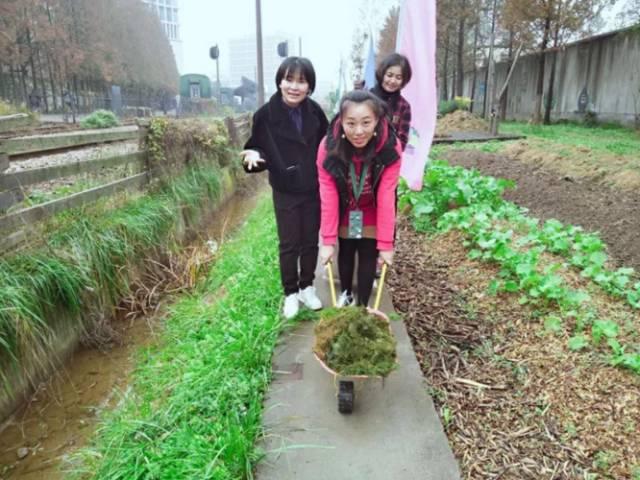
[322,122,399,220]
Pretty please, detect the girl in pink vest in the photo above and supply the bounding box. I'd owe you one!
[317,90,402,307]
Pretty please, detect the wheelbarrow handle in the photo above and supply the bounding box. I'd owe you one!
[327,261,388,310]
[373,262,388,311]
[325,261,338,308]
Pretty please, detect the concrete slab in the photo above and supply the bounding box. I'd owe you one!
[256,265,460,480]
[433,131,524,144]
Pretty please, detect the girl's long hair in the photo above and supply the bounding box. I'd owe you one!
[330,90,386,166]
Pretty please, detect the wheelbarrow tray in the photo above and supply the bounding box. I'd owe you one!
[313,307,397,413]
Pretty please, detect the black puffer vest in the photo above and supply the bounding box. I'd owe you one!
[322,116,400,221]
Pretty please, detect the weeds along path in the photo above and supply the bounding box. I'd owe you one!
[64,197,285,479]
[0,178,265,479]
[444,148,640,273]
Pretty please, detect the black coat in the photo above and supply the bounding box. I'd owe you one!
[243,92,329,194]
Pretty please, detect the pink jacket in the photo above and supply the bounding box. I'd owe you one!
[317,122,402,251]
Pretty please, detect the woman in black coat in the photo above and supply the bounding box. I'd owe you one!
[241,57,329,319]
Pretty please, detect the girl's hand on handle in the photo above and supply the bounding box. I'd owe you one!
[320,245,335,265]
[240,149,265,170]
[379,250,394,266]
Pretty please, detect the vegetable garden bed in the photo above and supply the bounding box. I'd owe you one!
[391,137,640,478]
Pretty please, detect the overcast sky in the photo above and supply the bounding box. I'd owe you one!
[180,0,399,98]
[179,0,629,100]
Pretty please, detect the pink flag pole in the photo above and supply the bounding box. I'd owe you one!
[396,0,437,191]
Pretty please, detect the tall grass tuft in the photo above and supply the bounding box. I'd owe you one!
[0,160,227,393]
[68,198,287,479]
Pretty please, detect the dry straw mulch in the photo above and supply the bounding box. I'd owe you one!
[388,220,640,479]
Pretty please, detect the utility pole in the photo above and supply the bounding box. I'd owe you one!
[255,0,265,106]
[216,55,220,104]
[210,45,221,104]
[484,0,498,125]
[299,37,302,56]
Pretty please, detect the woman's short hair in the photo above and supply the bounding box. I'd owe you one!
[375,53,412,88]
[275,57,317,94]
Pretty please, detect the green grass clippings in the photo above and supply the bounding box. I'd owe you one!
[314,307,397,377]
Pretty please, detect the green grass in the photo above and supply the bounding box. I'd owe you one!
[0,163,225,389]
[67,198,287,479]
[500,121,640,157]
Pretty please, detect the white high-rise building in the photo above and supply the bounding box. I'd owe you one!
[228,34,297,96]
[142,0,184,73]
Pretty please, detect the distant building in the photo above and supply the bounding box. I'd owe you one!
[228,34,296,97]
[180,74,211,100]
[142,0,184,73]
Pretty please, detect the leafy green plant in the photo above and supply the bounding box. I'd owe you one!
[568,335,589,351]
[544,315,563,334]
[454,96,472,111]
[400,159,640,375]
[438,100,458,116]
[80,109,120,129]
[440,405,454,429]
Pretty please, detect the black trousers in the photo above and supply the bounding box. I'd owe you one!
[272,189,320,295]
[338,237,378,306]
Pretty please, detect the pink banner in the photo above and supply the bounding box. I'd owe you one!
[396,0,437,190]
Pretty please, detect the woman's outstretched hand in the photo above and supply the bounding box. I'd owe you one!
[240,149,265,170]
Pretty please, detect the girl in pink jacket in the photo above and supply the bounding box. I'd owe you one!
[318,90,402,307]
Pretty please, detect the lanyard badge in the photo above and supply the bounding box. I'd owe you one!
[347,162,368,239]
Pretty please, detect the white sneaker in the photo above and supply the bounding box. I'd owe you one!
[336,290,354,308]
[283,293,299,319]
[298,286,322,310]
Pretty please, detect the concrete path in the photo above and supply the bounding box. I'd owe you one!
[256,264,460,480]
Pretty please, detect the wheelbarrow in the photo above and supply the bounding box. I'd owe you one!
[313,261,394,414]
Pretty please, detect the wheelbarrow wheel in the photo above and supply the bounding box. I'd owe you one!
[338,380,354,414]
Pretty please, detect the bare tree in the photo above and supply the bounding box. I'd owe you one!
[377,6,399,63]
[503,0,608,124]
[615,0,640,28]
[0,0,178,111]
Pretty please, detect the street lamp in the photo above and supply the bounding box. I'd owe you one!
[277,41,288,58]
[255,0,265,106]
[209,44,221,104]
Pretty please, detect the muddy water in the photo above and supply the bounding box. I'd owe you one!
[0,178,266,479]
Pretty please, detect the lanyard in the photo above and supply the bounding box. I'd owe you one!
[349,162,369,206]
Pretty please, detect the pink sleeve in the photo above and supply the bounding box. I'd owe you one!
[317,137,340,246]
[376,140,402,251]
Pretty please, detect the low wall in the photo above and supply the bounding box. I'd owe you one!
[457,28,640,126]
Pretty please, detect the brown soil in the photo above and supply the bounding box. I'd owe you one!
[389,220,640,479]
[444,149,640,273]
[503,140,640,192]
[436,110,489,137]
